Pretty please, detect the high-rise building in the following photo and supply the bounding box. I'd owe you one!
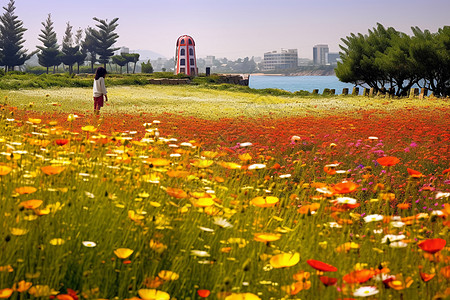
[313,44,329,65]
[327,52,340,65]
[263,49,298,71]
[175,35,197,76]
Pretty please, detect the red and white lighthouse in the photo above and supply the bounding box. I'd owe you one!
[175,35,197,76]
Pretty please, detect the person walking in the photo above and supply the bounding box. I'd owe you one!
[93,67,108,116]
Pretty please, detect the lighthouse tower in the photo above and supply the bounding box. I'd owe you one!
[175,35,197,76]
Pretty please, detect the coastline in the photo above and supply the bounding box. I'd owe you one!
[251,70,335,76]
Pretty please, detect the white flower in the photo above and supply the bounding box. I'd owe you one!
[180,142,193,147]
[381,234,406,244]
[368,136,379,140]
[390,221,406,228]
[335,197,357,205]
[328,222,342,228]
[290,135,301,142]
[239,142,253,147]
[170,153,181,157]
[353,286,379,297]
[213,217,233,228]
[363,214,384,223]
[389,241,408,248]
[436,192,450,199]
[198,226,214,232]
[279,174,291,178]
[82,241,97,247]
[431,210,444,217]
[190,250,210,257]
[248,164,266,170]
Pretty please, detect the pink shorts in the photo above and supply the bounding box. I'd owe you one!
[94,95,104,110]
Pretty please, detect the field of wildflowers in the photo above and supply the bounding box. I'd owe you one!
[0,87,449,300]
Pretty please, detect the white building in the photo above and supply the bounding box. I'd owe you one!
[263,49,298,71]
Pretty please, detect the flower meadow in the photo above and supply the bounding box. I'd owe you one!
[0,97,449,300]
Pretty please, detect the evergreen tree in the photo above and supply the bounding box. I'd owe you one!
[92,17,119,69]
[82,27,97,73]
[73,27,86,74]
[0,0,34,71]
[37,14,60,74]
[60,22,79,75]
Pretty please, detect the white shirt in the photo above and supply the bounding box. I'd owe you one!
[93,77,107,97]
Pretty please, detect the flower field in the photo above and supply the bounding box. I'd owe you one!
[0,88,449,300]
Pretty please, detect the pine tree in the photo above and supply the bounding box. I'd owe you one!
[73,27,86,74]
[37,14,60,74]
[82,27,97,73]
[60,22,79,75]
[0,0,33,71]
[92,17,119,69]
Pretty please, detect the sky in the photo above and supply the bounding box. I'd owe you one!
[11,0,450,60]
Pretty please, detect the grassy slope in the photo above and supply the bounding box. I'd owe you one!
[1,85,449,119]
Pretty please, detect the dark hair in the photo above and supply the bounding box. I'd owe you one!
[95,67,107,80]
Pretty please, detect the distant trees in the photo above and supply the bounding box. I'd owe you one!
[141,60,153,73]
[60,23,80,75]
[336,23,450,97]
[37,14,60,74]
[0,0,34,71]
[91,17,120,69]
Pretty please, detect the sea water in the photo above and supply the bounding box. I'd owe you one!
[248,75,360,94]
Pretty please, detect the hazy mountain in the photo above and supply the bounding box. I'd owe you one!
[131,49,167,61]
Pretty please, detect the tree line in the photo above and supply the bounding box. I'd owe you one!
[336,23,450,97]
[0,0,139,74]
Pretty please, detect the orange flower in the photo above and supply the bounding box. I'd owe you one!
[298,203,320,214]
[377,156,400,167]
[0,165,12,176]
[397,203,411,210]
[165,187,188,199]
[323,165,336,175]
[440,266,450,279]
[166,170,190,178]
[306,259,338,272]
[238,153,252,161]
[386,276,414,290]
[41,165,66,175]
[343,269,375,284]
[0,288,13,298]
[332,181,359,194]
[13,280,32,292]
[407,168,424,178]
[19,199,43,209]
[418,238,446,254]
[15,186,37,195]
[419,271,435,282]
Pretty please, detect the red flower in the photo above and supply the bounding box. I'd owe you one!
[197,289,211,298]
[418,238,446,254]
[55,139,69,146]
[377,156,400,167]
[307,259,338,272]
[407,168,424,178]
[319,276,338,286]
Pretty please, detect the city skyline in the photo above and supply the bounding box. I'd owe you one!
[12,0,450,60]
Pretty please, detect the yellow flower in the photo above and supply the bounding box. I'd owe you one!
[138,289,170,300]
[158,270,179,281]
[28,118,41,124]
[0,165,12,175]
[49,238,65,245]
[270,252,300,268]
[81,125,97,132]
[114,248,134,259]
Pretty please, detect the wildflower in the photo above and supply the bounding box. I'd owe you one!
[41,165,65,175]
[364,214,384,223]
[165,187,188,199]
[353,286,379,297]
[333,181,359,194]
[197,289,211,298]
[190,250,210,257]
[248,163,266,170]
[381,234,406,244]
[377,156,400,167]
[269,252,300,268]
[114,248,134,259]
[334,197,357,205]
[213,217,233,228]
[19,199,43,209]
[0,288,13,298]
[138,289,170,300]
[306,259,338,272]
[82,241,97,248]
[344,269,375,284]
[254,233,281,243]
[418,238,446,254]
[251,196,279,207]
[225,293,260,300]
[0,165,12,175]
[319,276,338,286]
[158,270,179,281]
[407,168,424,178]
